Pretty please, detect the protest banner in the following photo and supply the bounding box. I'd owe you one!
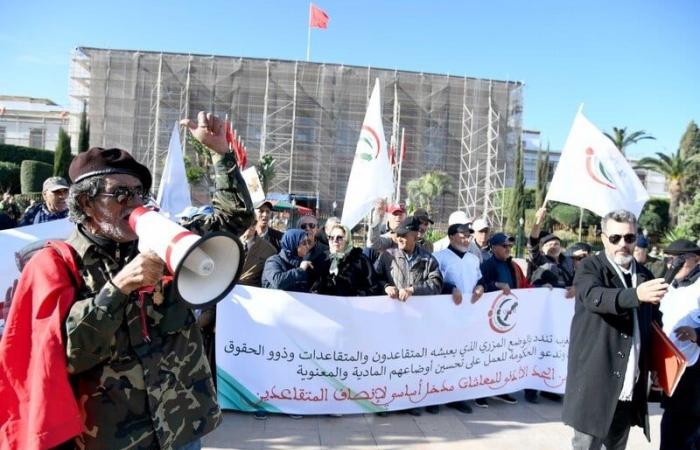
[217,286,574,414]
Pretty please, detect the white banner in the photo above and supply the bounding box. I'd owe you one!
[216,286,574,414]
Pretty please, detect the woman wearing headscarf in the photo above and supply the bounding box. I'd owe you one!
[311,224,381,296]
[262,229,314,292]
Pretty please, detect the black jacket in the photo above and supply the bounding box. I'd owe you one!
[562,252,659,440]
[311,248,382,296]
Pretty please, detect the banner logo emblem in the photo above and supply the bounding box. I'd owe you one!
[488,293,518,333]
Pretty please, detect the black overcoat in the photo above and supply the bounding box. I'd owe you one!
[562,252,659,440]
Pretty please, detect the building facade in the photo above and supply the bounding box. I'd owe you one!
[0,96,69,151]
[69,47,524,221]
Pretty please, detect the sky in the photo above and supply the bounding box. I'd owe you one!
[1,0,698,159]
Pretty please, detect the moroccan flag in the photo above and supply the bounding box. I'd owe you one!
[226,123,248,169]
[546,111,649,218]
[341,79,394,229]
[309,4,329,29]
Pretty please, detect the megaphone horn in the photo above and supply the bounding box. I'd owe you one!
[128,206,244,307]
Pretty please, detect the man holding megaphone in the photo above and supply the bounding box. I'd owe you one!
[0,112,253,450]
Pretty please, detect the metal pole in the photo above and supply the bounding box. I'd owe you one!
[288,62,298,194]
[578,207,584,241]
[260,61,270,156]
[151,53,163,185]
[396,127,405,204]
[306,4,312,61]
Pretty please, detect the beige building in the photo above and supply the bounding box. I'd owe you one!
[0,95,69,150]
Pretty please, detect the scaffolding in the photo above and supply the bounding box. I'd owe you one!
[69,47,523,221]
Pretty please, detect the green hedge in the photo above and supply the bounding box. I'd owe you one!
[0,144,54,165]
[0,161,21,193]
[20,160,53,194]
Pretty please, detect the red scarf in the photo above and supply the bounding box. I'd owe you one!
[0,242,83,450]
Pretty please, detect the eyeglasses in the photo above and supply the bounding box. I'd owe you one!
[97,186,150,204]
[605,233,636,245]
[300,223,317,230]
[329,235,345,242]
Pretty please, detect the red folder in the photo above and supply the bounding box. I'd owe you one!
[651,321,687,397]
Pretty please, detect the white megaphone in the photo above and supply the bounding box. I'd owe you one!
[128,206,244,307]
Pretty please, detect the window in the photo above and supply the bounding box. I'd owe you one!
[0,127,5,144]
[29,128,45,149]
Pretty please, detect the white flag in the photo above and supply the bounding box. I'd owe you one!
[341,79,394,229]
[546,111,649,218]
[156,123,192,219]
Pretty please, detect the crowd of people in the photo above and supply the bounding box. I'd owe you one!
[0,111,698,450]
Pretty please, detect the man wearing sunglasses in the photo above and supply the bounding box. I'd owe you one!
[563,209,667,450]
[1,111,253,450]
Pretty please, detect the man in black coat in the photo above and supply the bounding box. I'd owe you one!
[563,209,667,450]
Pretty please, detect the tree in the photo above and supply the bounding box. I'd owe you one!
[53,128,72,179]
[679,121,700,203]
[678,191,700,239]
[603,127,655,155]
[535,146,550,208]
[257,154,276,194]
[78,101,90,153]
[638,198,670,239]
[506,140,525,233]
[636,149,700,227]
[549,203,597,232]
[406,170,453,213]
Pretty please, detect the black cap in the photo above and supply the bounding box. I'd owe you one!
[540,233,561,245]
[665,239,700,255]
[413,208,434,224]
[447,223,473,236]
[395,216,422,236]
[489,232,515,246]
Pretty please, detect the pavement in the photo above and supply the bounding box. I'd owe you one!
[203,392,662,449]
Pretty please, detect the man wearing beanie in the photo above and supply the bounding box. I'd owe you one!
[0,111,252,450]
[527,206,575,294]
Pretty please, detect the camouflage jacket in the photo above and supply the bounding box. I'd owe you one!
[64,151,253,449]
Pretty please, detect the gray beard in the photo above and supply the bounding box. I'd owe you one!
[613,253,634,267]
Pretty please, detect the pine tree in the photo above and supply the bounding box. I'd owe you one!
[679,121,700,203]
[506,140,525,232]
[53,128,73,179]
[535,146,550,207]
[78,101,90,153]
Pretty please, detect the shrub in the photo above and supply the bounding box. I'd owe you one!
[20,160,53,194]
[0,144,54,165]
[0,161,21,193]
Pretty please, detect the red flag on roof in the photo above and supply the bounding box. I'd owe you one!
[309,4,329,29]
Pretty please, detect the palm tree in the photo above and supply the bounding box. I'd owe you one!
[604,127,655,155]
[406,171,453,214]
[636,149,700,227]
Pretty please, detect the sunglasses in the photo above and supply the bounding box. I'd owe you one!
[300,223,317,230]
[329,235,345,242]
[97,186,150,204]
[605,233,636,245]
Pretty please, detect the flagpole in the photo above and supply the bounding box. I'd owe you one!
[578,207,584,241]
[396,127,405,203]
[306,4,312,61]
